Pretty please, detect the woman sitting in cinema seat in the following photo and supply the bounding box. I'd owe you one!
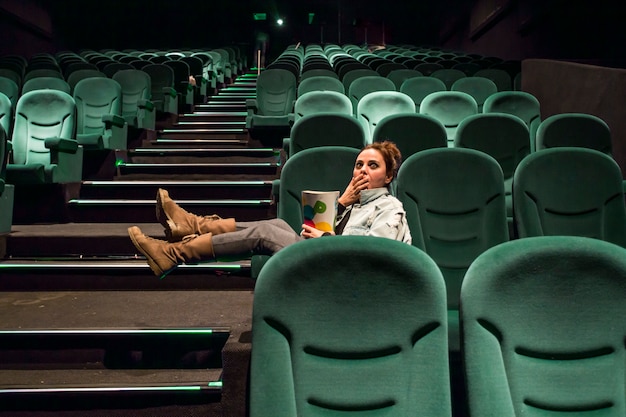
[128,141,412,278]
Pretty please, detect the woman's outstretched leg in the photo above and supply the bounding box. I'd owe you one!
[128,226,216,279]
[156,188,236,241]
[212,219,304,258]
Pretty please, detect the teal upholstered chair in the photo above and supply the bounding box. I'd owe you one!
[142,63,178,118]
[396,147,509,352]
[0,77,19,111]
[462,235,626,417]
[535,112,612,155]
[251,146,360,277]
[292,90,352,123]
[513,147,626,247]
[386,68,422,90]
[0,123,14,233]
[430,68,466,90]
[73,77,127,150]
[112,69,155,130]
[451,76,498,112]
[372,113,447,159]
[420,91,478,144]
[286,113,366,158]
[454,113,530,235]
[0,92,11,138]
[66,69,106,94]
[348,75,396,114]
[21,77,71,95]
[6,90,82,185]
[483,91,541,151]
[246,69,297,133]
[474,68,512,91]
[400,76,447,110]
[356,91,416,143]
[297,75,344,96]
[251,236,451,417]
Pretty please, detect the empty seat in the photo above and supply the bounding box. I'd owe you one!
[535,112,612,154]
[297,75,345,96]
[513,147,626,247]
[400,76,447,110]
[0,76,19,110]
[420,91,478,143]
[286,113,366,158]
[112,69,156,130]
[483,91,541,151]
[341,68,379,92]
[451,76,498,111]
[66,69,106,93]
[142,64,178,118]
[396,147,508,352]
[356,91,416,142]
[0,92,12,137]
[348,75,396,113]
[6,90,83,184]
[0,119,13,233]
[21,77,71,95]
[372,113,447,159]
[386,68,422,90]
[474,68,512,91]
[462,235,626,417]
[73,77,127,150]
[292,90,352,122]
[246,68,297,134]
[251,235,451,417]
[430,68,466,90]
[454,113,530,232]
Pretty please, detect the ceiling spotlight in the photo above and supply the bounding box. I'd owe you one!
[277,18,284,26]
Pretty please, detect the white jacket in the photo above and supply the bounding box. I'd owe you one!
[337,188,412,244]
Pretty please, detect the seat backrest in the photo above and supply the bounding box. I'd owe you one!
[293,90,352,122]
[414,62,444,76]
[373,113,447,159]
[11,90,76,166]
[483,91,541,151]
[400,76,447,109]
[22,69,63,83]
[142,63,175,99]
[357,91,416,142]
[112,69,151,122]
[535,112,612,155]
[454,113,530,181]
[255,68,297,116]
[341,68,378,91]
[278,146,359,231]
[0,92,12,137]
[66,69,106,93]
[102,62,134,78]
[348,76,396,113]
[21,77,71,95]
[462,235,626,417]
[251,235,451,417]
[297,75,345,97]
[289,113,366,158]
[299,68,339,81]
[420,91,478,141]
[396,147,508,307]
[386,69,422,90]
[430,68,467,90]
[73,77,122,135]
[513,147,626,247]
[451,76,498,111]
[0,76,19,109]
[474,68,512,91]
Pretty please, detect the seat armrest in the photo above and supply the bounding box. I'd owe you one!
[162,86,178,99]
[138,99,155,112]
[44,137,79,153]
[102,114,126,128]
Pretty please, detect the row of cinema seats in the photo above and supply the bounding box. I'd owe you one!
[250,233,626,416]
[257,144,626,367]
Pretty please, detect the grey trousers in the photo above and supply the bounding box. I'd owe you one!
[212,218,304,258]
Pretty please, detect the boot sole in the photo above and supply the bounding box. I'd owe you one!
[155,189,176,243]
[128,227,174,279]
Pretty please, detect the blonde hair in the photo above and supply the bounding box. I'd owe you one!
[362,141,402,181]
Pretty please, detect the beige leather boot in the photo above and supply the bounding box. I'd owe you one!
[156,188,236,242]
[128,226,215,279]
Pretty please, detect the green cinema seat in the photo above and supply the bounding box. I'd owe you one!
[420,91,478,144]
[112,69,155,130]
[348,75,396,114]
[396,147,509,352]
[462,235,626,417]
[297,75,344,96]
[483,91,541,151]
[6,90,82,185]
[251,236,451,417]
[73,77,128,150]
[0,123,14,233]
[512,147,626,247]
[286,113,366,158]
[246,68,297,132]
[372,112,447,159]
[357,91,416,143]
[386,68,422,90]
[400,76,447,110]
[535,112,612,155]
[430,68,467,90]
[21,76,71,95]
[142,64,178,118]
[451,76,498,112]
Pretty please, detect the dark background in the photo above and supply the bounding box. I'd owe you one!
[2,0,626,68]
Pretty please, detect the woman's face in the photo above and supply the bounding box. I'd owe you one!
[353,148,393,189]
